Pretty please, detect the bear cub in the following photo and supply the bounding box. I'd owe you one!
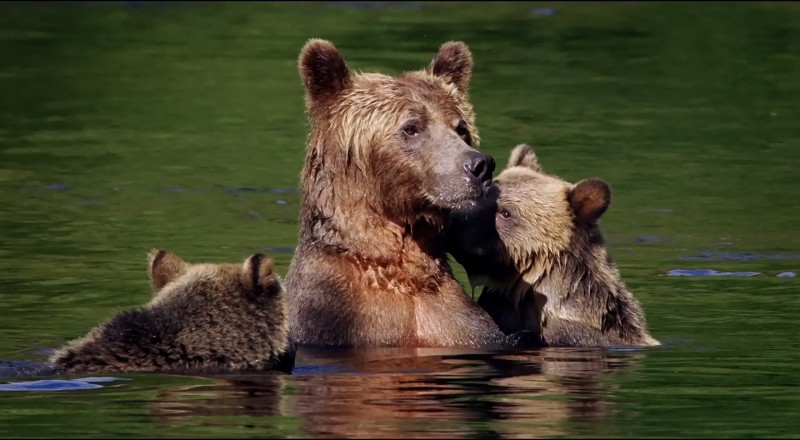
[447,144,660,348]
[50,250,296,374]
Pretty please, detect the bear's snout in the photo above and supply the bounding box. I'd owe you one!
[463,151,496,186]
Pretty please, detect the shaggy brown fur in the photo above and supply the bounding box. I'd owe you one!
[50,251,295,374]
[285,39,508,348]
[447,145,660,348]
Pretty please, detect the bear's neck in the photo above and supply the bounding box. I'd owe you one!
[297,164,448,267]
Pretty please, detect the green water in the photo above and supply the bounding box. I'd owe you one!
[1,1,799,438]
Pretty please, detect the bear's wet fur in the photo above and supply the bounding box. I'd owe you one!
[285,39,508,348]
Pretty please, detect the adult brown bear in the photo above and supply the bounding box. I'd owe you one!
[285,39,507,348]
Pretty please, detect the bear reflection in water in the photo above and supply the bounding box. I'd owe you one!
[149,346,645,438]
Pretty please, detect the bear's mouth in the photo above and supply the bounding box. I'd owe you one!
[431,192,480,211]
[428,177,489,211]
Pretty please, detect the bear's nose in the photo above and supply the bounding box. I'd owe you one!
[464,152,496,183]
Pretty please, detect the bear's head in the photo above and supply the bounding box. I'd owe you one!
[298,39,495,230]
[446,144,611,289]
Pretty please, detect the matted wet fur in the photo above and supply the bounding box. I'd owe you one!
[285,39,508,348]
[50,250,296,374]
[447,144,660,348]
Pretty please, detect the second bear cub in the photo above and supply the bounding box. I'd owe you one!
[50,250,296,374]
[447,145,660,348]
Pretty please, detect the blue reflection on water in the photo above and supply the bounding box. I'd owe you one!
[0,376,129,392]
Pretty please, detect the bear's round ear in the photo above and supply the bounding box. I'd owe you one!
[298,39,351,115]
[507,144,543,172]
[568,179,611,225]
[242,253,278,296]
[148,249,188,291]
[427,41,473,94]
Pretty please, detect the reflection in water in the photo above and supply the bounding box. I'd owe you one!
[484,348,639,439]
[148,347,645,438]
[150,372,288,418]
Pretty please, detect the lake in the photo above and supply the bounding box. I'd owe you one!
[1,1,799,438]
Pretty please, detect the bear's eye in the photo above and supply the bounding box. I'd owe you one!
[456,120,471,145]
[402,123,421,137]
[498,209,511,219]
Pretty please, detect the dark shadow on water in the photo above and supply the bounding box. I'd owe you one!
[0,359,59,379]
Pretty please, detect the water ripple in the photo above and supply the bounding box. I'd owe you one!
[681,251,798,261]
[0,376,129,392]
[667,269,761,277]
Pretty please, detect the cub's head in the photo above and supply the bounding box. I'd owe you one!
[147,249,283,304]
[446,144,611,288]
[146,249,293,371]
[298,39,495,223]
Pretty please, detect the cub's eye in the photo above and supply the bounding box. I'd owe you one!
[498,209,511,219]
[402,123,421,137]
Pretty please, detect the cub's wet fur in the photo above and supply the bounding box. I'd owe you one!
[50,250,295,374]
[447,144,659,348]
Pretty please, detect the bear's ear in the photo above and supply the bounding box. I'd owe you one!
[148,249,188,291]
[242,253,279,296]
[568,179,611,225]
[427,41,473,94]
[507,144,543,172]
[299,39,351,114]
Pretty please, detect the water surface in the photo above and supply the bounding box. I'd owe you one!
[1,1,799,438]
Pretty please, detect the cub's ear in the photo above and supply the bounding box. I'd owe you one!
[298,39,351,114]
[148,249,188,291]
[568,179,611,225]
[427,41,473,94]
[507,144,542,172]
[242,253,281,296]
